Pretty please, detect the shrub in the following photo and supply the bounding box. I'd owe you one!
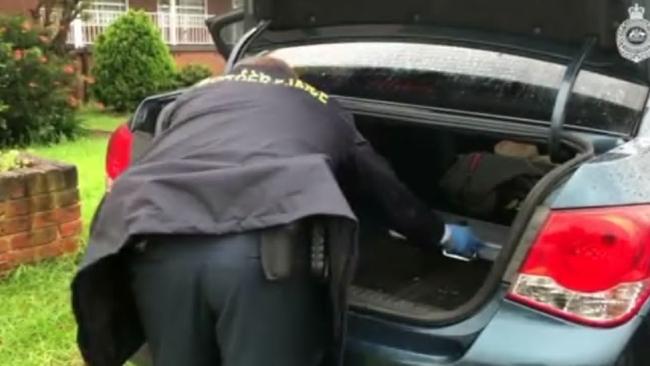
[175,63,213,88]
[0,149,33,172]
[92,11,176,112]
[0,16,79,147]
[0,102,7,135]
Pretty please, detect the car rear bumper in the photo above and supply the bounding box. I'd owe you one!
[345,300,645,366]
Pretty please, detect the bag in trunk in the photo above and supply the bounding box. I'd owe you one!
[440,152,553,224]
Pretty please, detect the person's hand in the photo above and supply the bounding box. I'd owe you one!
[441,224,482,260]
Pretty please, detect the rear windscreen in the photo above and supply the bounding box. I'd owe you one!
[269,42,649,135]
[130,97,178,134]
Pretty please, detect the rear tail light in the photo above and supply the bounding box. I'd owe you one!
[105,123,133,192]
[507,205,650,327]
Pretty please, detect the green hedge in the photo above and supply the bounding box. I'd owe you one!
[0,16,79,147]
[0,149,32,172]
[175,63,213,88]
[91,11,176,112]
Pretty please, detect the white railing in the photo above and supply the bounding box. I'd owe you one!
[68,10,214,48]
[148,11,214,45]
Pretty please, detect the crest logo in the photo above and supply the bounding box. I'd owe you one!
[617,4,650,63]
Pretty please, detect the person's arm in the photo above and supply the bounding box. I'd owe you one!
[334,105,481,257]
[348,131,446,246]
[350,133,487,259]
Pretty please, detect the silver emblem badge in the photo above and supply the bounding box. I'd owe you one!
[617,4,650,63]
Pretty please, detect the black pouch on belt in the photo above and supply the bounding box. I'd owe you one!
[260,223,300,281]
[310,222,329,282]
[260,220,329,282]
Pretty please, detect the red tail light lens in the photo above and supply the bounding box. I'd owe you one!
[105,123,133,191]
[507,205,650,327]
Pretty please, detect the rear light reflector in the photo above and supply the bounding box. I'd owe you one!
[507,205,650,327]
[106,123,133,191]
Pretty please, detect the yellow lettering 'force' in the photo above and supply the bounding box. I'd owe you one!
[259,72,272,84]
[304,84,320,98]
[318,92,329,104]
[293,79,306,90]
[248,70,260,83]
[204,69,330,105]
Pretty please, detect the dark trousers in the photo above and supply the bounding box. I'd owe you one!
[127,231,328,366]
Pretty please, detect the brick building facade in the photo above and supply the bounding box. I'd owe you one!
[0,0,237,74]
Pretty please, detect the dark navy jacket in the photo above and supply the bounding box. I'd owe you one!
[71,66,445,366]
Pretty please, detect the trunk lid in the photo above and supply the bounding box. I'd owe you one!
[251,0,625,53]
[207,0,650,143]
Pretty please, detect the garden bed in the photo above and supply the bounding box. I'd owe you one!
[0,157,82,275]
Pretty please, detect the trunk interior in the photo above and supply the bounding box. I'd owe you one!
[349,115,578,316]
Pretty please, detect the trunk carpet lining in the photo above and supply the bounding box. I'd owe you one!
[352,212,507,310]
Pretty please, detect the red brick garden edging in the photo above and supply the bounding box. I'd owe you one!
[0,158,82,275]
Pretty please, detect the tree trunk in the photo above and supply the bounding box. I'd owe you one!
[51,24,71,54]
[29,0,87,56]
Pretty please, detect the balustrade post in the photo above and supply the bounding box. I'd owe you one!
[169,0,178,45]
[71,18,84,49]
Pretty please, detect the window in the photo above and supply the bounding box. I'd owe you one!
[269,42,649,135]
[158,0,206,15]
[88,0,128,12]
[224,0,245,42]
[271,42,566,121]
[84,0,127,25]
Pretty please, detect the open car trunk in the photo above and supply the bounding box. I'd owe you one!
[131,97,587,320]
[348,114,581,316]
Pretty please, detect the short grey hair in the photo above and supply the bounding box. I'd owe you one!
[232,56,298,78]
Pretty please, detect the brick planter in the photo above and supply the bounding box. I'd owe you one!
[0,158,82,275]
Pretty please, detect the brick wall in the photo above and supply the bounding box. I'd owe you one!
[129,0,157,12]
[207,0,233,15]
[0,159,81,275]
[0,0,38,14]
[172,49,226,74]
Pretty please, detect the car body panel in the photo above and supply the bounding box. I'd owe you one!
[346,292,505,364]
[552,136,650,208]
[346,299,646,366]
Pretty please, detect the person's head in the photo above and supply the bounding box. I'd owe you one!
[231,56,298,79]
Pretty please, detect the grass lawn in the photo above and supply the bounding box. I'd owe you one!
[0,137,108,366]
[78,105,129,132]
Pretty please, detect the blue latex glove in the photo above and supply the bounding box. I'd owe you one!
[440,224,482,260]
